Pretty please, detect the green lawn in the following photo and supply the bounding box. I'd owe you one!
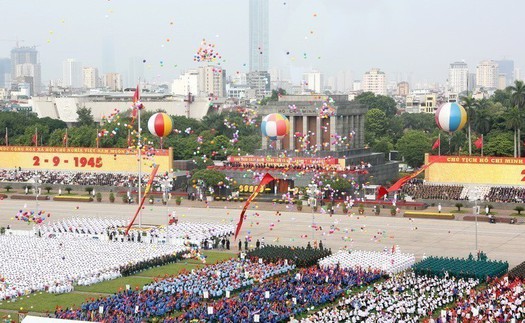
[75,276,153,294]
[139,262,203,277]
[0,291,106,313]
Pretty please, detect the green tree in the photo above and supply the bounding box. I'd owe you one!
[396,130,432,167]
[354,92,397,117]
[76,107,95,127]
[505,106,523,157]
[364,108,388,143]
[473,105,492,135]
[191,169,227,188]
[371,137,394,157]
[484,132,514,157]
[400,113,436,133]
[508,80,525,156]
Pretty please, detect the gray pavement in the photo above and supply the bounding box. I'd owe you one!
[1,198,524,268]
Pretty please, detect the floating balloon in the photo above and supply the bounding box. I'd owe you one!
[435,102,467,133]
[148,113,173,137]
[261,113,290,140]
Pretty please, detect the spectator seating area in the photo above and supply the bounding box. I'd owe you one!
[0,169,169,189]
[413,255,509,280]
[246,245,332,268]
[485,186,525,203]
[0,235,187,301]
[318,249,415,274]
[401,182,464,200]
[301,271,479,323]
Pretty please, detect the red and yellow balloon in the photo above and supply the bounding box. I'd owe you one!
[148,113,173,137]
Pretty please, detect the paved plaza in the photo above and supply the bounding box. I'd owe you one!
[1,198,524,267]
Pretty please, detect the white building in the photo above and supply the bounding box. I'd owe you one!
[448,61,468,94]
[103,73,122,91]
[62,59,83,88]
[476,60,499,89]
[82,67,99,89]
[198,66,226,98]
[303,71,323,93]
[14,63,41,95]
[172,69,199,96]
[362,68,387,95]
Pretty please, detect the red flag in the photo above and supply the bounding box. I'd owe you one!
[387,162,434,193]
[376,186,389,200]
[234,173,274,240]
[31,133,38,146]
[432,138,440,150]
[474,136,483,149]
[62,130,68,147]
[125,164,160,235]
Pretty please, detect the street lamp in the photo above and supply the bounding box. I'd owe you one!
[469,188,481,252]
[33,175,41,216]
[307,184,320,240]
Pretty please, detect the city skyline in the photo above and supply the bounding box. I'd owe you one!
[0,0,523,86]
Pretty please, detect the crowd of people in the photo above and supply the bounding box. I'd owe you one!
[246,244,331,268]
[0,169,168,188]
[432,276,525,322]
[34,218,126,236]
[485,186,525,203]
[54,258,295,321]
[0,235,187,300]
[318,249,415,275]
[301,271,479,323]
[171,266,382,323]
[401,182,464,200]
[32,218,234,248]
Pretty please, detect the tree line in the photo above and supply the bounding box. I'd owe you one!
[361,80,525,167]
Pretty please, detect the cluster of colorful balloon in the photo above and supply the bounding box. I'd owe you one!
[15,210,50,224]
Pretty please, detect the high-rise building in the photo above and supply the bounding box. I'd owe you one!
[496,59,514,86]
[362,68,387,95]
[198,66,225,98]
[62,59,83,88]
[10,46,41,95]
[172,69,199,96]
[247,71,271,100]
[83,67,99,89]
[249,0,269,72]
[0,58,11,88]
[303,71,323,93]
[103,73,122,91]
[127,57,145,88]
[397,81,409,96]
[476,60,498,89]
[448,61,468,94]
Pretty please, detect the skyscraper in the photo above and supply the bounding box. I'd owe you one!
[496,59,514,86]
[0,58,11,88]
[448,61,468,94]
[249,0,269,72]
[303,71,323,93]
[62,59,83,88]
[476,60,498,89]
[83,67,99,89]
[362,68,387,95]
[10,46,41,95]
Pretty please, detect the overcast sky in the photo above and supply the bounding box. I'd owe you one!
[1,0,523,86]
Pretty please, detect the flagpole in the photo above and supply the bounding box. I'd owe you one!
[438,133,441,156]
[96,128,99,148]
[35,128,38,147]
[137,83,142,229]
[65,128,68,148]
[5,127,8,146]
[481,134,484,157]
